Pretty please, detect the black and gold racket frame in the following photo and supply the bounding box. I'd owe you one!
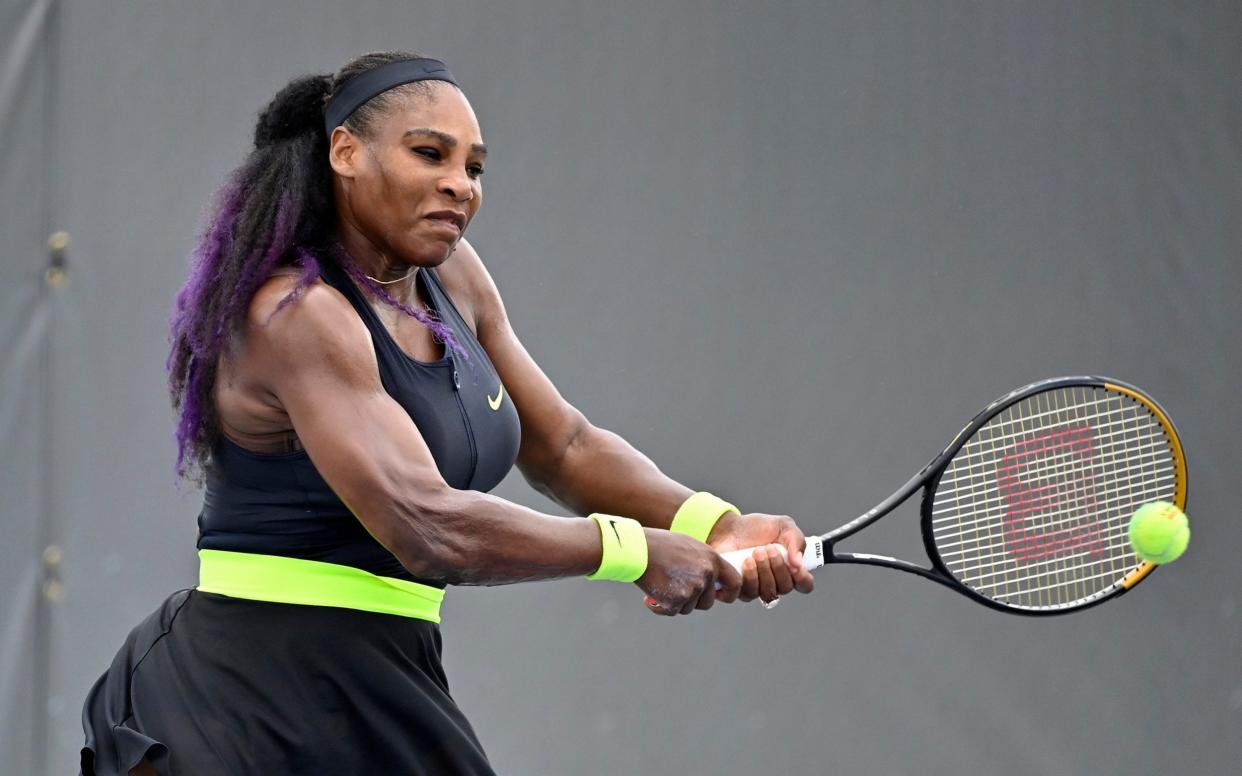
[816,376,1187,616]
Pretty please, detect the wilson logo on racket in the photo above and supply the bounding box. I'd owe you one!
[997,425,1104,563]
[805,539,825,566]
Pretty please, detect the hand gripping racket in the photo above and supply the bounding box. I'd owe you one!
[723,376,1187,615]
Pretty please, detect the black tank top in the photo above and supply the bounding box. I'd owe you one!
[197,261,522,585]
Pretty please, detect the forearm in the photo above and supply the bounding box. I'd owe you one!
[382,484,612,586]
[525,424,695,530]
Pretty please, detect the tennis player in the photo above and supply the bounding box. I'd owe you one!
[80,51,814,776]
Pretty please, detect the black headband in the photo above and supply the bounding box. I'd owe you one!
[323,58,458,136]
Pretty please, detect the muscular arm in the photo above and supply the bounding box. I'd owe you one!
[461,255,808,602]
[497,340,696,529]
[530,424,696,531]
[456,242,713,531]
[244,276,605,585]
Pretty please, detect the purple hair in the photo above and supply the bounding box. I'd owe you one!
[168,55,468,481]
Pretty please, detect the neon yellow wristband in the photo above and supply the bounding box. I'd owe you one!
[585,514,648,583]
[669,492,740,543]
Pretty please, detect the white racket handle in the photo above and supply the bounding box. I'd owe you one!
[718,536,827,576]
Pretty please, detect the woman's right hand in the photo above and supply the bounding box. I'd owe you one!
[637,529,743,616]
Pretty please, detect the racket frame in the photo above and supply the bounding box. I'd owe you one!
[809,376,1187,616]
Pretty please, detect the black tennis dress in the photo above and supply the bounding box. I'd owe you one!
[81,261,522,776]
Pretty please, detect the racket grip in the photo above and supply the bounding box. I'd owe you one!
[715,536,826,588]
[642,538,827,608]
[722,537,826,572]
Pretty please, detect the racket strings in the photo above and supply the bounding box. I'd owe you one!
[939,400,1166,484]
[935,422,1170,490]
[942,493,1171,586]
[929,386,1179,611]
[935,475,1176,558]
[947,397,1140,441]
[932,431,1173,509]
[966,388,1163,606]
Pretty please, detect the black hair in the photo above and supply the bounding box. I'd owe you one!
[167,50,464,481]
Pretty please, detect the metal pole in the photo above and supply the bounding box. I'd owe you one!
[32,1,64,773]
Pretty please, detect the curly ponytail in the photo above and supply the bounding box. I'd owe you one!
[168,51,466,481]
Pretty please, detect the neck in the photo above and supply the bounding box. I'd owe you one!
[335,222,414,285]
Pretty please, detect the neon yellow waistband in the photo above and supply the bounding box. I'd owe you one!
[197,549,444,623]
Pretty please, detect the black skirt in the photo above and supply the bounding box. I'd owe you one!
[80,590,496,776]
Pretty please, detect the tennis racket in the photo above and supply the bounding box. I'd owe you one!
[723,376,1187,615]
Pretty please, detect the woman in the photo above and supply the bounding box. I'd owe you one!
[81,50,814,776]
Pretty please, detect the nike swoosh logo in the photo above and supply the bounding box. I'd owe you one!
[487,385,504,411]
[608,519,622,546]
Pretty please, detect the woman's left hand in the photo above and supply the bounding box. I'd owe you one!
[707,512,816,603]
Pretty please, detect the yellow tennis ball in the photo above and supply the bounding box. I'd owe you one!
[1128,501,1189,564]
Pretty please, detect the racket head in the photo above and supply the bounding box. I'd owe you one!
[919,377,1187,615]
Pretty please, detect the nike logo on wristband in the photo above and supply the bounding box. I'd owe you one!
[608,519,622,545]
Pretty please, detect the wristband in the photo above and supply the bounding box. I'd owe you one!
[585,514,648,582]
[669,491,740,543]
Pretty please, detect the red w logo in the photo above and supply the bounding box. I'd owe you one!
[998,425,1103,564]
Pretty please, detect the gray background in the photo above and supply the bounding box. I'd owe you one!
[3,1,1240,773]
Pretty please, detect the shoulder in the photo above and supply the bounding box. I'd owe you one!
[244,271,378,380]
[435,238,509,335]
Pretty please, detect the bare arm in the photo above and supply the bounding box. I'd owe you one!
[245,279,599,584]
[531,425,697,530]
[455,240,813,602]
[238,274,739,608]
[455,244,699,529]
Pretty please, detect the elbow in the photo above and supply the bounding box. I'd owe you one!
[518,414,593,494]
[385,483,481,583]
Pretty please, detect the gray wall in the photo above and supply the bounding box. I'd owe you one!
[3,1,1239,773]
